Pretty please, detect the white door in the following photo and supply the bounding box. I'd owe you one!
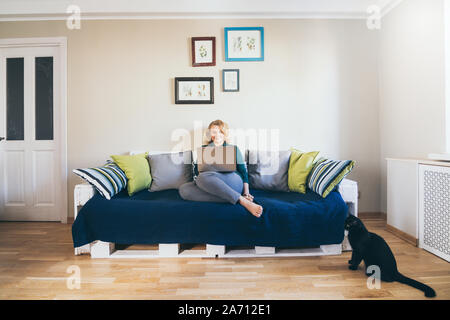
[0,46,63,221]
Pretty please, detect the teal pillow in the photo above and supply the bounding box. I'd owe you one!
[307,158,355,198]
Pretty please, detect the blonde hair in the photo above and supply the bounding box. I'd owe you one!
[205,120,230,144]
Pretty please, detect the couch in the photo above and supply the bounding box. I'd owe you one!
[72,177,358,259]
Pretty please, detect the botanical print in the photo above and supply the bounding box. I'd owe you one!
[233,36,255,53]
[233,36,243,52]
[197,83,207,97]
[224,71,238,91]
[199,45,207,58]
[194,40,213,63]
[179,81,210,100]
[246,36,256,51]
[182,84,193,97]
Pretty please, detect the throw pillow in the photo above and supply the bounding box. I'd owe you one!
[73,162,127,200]
[148,151,193,192]
[288,148,320,193]
[247,150,291,192]
[307,158,355,198]
[111,152,151,196]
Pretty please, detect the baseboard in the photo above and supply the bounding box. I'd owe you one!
[358,212,387,220]
[386,224,418,247]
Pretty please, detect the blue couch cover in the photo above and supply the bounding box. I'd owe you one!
[72,188,348,248]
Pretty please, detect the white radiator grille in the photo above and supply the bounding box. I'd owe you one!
[422,169,450,257]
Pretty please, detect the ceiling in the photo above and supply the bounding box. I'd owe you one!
[0,0,403,21]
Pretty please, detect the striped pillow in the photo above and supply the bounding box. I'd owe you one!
[307,158,355,198]
[73,162,127,200]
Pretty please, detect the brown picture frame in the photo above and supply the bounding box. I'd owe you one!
[191,37,216,67]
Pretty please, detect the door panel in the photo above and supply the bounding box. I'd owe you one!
[4,150,25,205]
[0,46,61,221]
[32,150,55,206]
[6,57,24,141]
[35,56,53,141]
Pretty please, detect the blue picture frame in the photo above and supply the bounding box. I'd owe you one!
[222,69,240,92]
[224,27,264,61]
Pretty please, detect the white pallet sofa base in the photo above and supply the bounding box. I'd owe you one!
[74,179,357,258]
[88,242,342,259]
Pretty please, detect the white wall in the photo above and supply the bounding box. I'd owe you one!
[379,0,446,213]
[0,19,381,217]
[0,1,442,218]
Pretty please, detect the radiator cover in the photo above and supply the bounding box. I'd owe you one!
[419,164,450,262]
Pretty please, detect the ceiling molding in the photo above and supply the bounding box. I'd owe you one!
[0,0,400,22]
[0,12,370,22]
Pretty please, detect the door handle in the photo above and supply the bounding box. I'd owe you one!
[0,137,5,141]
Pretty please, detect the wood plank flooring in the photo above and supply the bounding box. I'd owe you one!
[0,216,449,300]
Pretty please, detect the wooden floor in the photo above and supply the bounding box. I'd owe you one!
[0,216,449,300]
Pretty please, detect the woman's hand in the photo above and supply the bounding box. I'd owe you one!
[242,183,254,202]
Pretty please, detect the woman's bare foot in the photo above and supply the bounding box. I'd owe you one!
[239,196,263,218]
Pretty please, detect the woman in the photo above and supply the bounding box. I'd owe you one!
[179,120,263,218]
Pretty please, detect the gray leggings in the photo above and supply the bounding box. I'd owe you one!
[179,171,244,204]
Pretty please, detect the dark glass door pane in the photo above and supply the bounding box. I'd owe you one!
[35,57,54,140]
[6,58,24,141]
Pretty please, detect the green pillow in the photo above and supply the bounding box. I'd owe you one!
[110,153,151,196]
[288,148,319,193]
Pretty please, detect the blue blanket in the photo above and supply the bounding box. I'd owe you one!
[72,188,348,248]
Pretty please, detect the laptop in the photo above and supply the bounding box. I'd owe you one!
[197,145,237,173]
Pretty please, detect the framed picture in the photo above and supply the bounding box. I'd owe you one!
[222,69,239,92]
[175,77,214,104]
[191,37,216,67]
[224,27,264,61]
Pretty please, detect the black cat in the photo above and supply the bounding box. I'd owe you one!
[345,214,436,298]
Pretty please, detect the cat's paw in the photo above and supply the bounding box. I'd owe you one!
[348,265,358,271]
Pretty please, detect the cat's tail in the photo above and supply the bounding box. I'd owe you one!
[395,272,436,298]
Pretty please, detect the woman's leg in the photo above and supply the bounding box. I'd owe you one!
[180,173,263,218]
[178,181,228,203]
[195,171,243,204]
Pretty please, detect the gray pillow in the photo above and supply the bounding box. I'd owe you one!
[247,150,291,192]
[148,151,193,192]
